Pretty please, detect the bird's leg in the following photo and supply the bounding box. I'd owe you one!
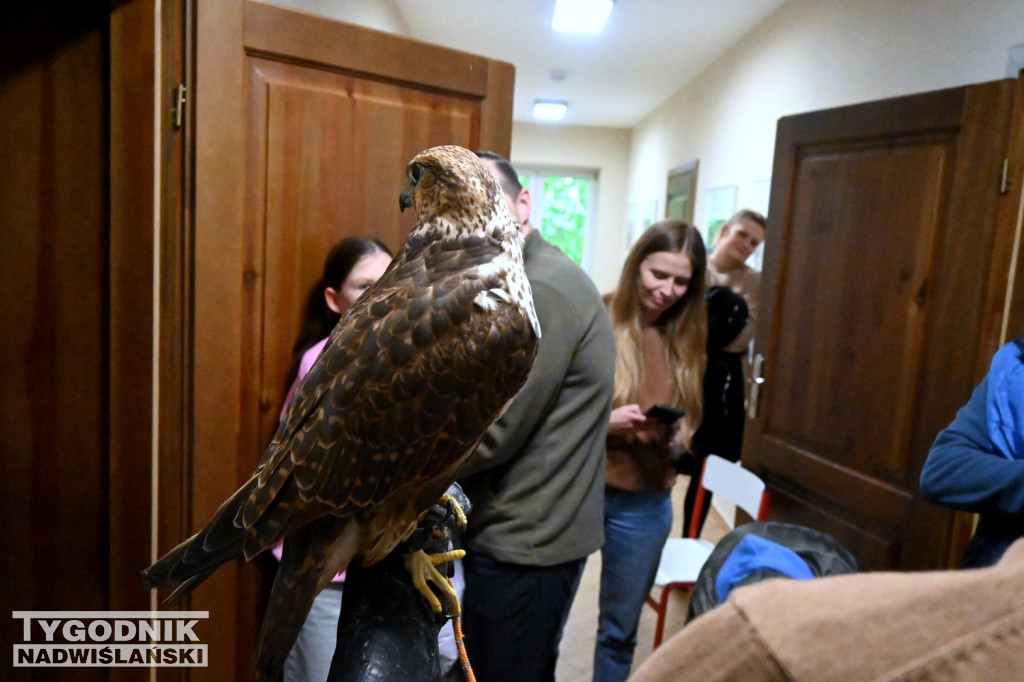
[440,493,468,528]
[402,492,470,615]
[403,548,466,615]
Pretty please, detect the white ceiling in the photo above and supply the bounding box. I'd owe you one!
[393,0,788,128]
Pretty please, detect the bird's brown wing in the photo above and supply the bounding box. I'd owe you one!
[237,234,537,558]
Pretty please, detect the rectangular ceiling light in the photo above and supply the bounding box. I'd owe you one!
[532,100,568,122]
[551,0,614,34]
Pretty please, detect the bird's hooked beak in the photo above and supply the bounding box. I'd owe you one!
[399,190,414,212]
[400,161,425,212]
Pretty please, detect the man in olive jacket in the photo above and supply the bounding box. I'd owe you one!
[458,152,615,682]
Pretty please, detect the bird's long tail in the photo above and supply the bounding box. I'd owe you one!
[141,477,258,601]
[254,521,358,682]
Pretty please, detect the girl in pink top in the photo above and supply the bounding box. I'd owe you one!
[278,236,392,682]
[281,237,394,414]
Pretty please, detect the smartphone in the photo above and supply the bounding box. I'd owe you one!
[644,404,685,424]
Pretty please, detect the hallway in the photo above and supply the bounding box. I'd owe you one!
[555,478,731,681]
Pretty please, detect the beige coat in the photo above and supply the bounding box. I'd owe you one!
[630,538,1024,681]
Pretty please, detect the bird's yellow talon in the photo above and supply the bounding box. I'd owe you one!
[403,548,465,615]
[440,494,468,528]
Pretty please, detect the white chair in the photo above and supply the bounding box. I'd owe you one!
[645,454,770,648]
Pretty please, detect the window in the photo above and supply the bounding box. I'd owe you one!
[516,166,598,274]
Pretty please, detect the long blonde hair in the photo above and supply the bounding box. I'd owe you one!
[609,220,707,448]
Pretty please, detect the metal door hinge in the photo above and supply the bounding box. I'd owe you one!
[1000,158,1009,195]
[171,84,187,130]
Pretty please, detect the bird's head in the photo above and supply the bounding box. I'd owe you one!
[399,145,513,240]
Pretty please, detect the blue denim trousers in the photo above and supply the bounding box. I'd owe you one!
[594,486,673,682]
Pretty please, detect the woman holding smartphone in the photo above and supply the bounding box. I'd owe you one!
[594,219,707,682]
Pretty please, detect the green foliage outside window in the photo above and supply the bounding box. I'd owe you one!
[535,176,589,265]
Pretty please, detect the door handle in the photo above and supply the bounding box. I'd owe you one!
[748,353,765,420]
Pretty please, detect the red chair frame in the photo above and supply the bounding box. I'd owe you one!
[645,455,770,648]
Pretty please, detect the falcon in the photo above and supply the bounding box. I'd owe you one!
[142,144,540,681]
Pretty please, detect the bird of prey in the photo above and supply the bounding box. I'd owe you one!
[142,144,541,681]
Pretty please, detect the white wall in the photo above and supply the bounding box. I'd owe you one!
[256,0,1024,290]
[627,0,1024,257]
[257,0,409,33]
[511,122,632,293]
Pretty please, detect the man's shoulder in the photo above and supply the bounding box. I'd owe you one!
[525,236,601,300]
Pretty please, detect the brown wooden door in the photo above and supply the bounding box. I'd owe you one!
[745,80,1023,572]
[241,1,515,451]
[171,2,515,677]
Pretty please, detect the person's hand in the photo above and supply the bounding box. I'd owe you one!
[609,404,676,439]
[668,425,685,456]
[609,404,647,434]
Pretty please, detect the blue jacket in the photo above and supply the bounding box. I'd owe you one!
[920,337,1024,567]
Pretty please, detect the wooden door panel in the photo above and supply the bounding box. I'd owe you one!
[257,64,476,246]
[251,55,481,445]
[769,143,948,478]
[750,81,1018,571]
[763,485,901,569]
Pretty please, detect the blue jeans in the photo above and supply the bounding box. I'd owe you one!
[594,486,673,682]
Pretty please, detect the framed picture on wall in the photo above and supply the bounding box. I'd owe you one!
[705,185,737,246]
[749,177,771,270]
[626,199,659,247]
[751,177,771,217]
[626,202,639,248]
[640,199,658,230]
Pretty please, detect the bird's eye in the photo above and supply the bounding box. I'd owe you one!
[410,163,423,183]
